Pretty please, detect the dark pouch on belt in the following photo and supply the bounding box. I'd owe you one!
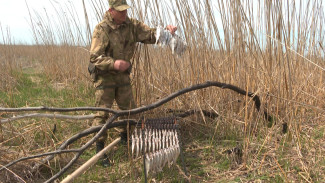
[88,62,98,82]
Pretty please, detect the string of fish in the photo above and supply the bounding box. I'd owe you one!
[131,121,180,175]
[155,26,187,56]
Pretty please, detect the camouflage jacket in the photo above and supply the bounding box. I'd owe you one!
[89,11,157,75]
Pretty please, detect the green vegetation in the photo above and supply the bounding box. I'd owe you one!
[0,70,95,108]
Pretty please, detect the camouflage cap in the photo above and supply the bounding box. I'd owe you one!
[109,0,131,11]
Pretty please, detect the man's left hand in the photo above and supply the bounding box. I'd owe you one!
[166,25,177,35]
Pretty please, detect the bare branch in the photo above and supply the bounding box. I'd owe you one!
[1,109,219,172]
[115,81,270,120]
[0,110,218,125]
[0,149,80,171]
[32,120,137,171]
[44,115,119,183]
[167,109,219,119]
[0,81,272,182]
[0,113,95,124]
[0,106,118,113]
[0,81,267,118]
[44,81,271,182]
[0,120,137,174]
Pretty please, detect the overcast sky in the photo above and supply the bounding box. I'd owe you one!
[0,0,194,44]
[0,0,32,43]
[0,0,323,46]
[0,0,90,44]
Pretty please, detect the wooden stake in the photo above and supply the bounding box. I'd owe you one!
[61,137,121,183]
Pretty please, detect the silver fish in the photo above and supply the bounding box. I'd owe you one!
[172,131,175,146]
[146,153,154,176]
[176,145,180,160]
[151,152,157,173]
[144,129,148,153]
[131,130,135,157]
[162,129,166,149]
[158,129,161,149]
[173,145,180,165]
[167,147,172,167]
[155,26,163,45]
[155,129,159,151]
[152,129,156,152]
[139,129,143,154]
[175,130,179,145]
[157,151,163,172]
[148,129,152,153]
[171,146,177,165]
[170,130,173,146]
[166,129,170,148]
[135,133,139,158]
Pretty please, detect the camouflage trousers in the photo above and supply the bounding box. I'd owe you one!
[92,72,136,143]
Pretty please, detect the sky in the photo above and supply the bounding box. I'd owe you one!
[0,0,91,44]
[1,0,218,45]
[0,0,33,43]
[0,0,217,45]
[0,0,323,48]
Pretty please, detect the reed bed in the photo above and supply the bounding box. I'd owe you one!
[0,0,324,182]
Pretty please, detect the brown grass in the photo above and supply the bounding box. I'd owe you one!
[0,0,324,182]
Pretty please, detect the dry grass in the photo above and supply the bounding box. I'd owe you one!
[0,0,324,182]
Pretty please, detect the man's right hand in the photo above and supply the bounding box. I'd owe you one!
[114,60,130,72]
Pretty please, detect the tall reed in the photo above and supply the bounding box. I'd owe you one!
[0,0,324,181]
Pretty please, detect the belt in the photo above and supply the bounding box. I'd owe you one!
[96,83,130,90]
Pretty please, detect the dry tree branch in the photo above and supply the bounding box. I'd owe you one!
[31,120,137,171]
[44,115,119,183]
[0,113,95,124]
[0,81,272,182]
[0,81,269,117]
[0,149,80,171]
[166,109,219,119]
[0,121,137,171]
[0,110,217,125]
[0,111,218,172]
[0,106,118,113]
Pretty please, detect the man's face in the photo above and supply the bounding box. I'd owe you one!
[110,8,127,24]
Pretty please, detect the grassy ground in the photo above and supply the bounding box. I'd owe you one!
[0,62,324,182]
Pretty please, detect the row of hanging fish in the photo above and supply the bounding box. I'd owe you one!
[131,127,180,175]
[145,143,180,175]
[155,26,187,56]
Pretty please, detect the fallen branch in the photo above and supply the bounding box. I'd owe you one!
[167,109,219,119]
[0,113,95,124]
[0,110,220,172]
[45,115,120,183]
[0,109,220,125]
[32,120,137,171]
[0,81,272,182]
[0,81,267,116]
[0,149,80,172]
[0,120,137,172]
[0,106,118,113]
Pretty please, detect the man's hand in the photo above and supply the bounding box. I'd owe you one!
[166,25,177,35]
[114,60,130,72]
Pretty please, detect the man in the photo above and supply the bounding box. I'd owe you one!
[89,0,177,166]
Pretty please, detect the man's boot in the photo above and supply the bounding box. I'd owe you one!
[120,132,128,145]
[96,141,110,167]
